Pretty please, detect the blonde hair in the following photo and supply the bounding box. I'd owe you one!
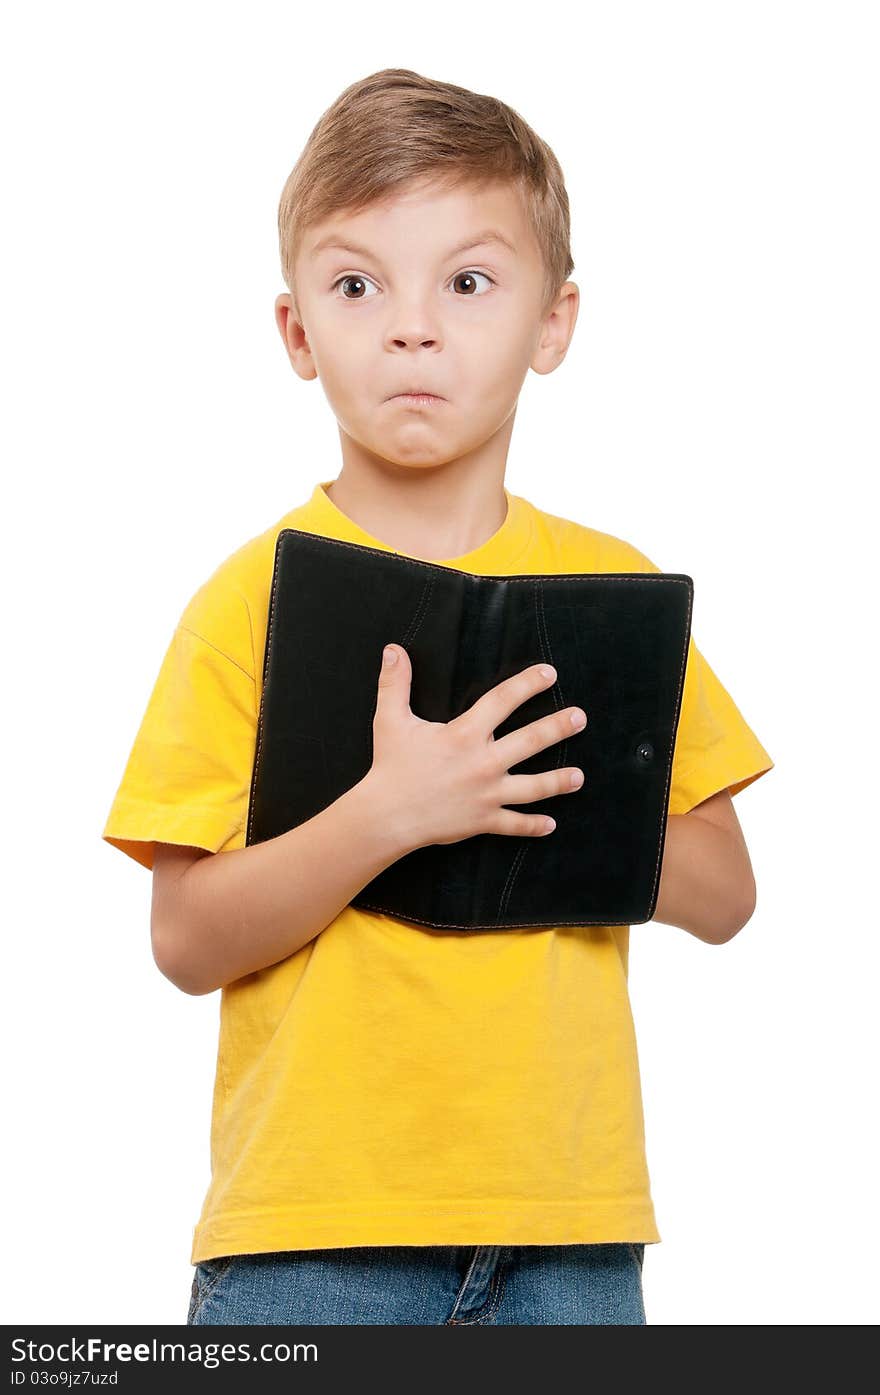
[278,68,574,321]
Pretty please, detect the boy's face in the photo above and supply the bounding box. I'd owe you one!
[276,176,578,473]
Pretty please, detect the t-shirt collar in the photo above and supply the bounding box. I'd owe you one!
[299,478,535,573]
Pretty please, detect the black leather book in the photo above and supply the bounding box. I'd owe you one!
[246,529,694,931]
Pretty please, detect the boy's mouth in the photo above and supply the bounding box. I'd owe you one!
[387,391,446,406]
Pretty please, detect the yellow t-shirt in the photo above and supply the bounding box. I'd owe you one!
[102,480,774,1263]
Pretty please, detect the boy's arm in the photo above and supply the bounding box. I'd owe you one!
[152,770,754,990]
[651,789,758,945]
[151,771,411,996]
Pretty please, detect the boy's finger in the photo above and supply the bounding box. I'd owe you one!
[462,662,557,735]
[376,644,411,706]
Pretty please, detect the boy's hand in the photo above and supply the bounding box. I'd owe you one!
[367,643,587,854]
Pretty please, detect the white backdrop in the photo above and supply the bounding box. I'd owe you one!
[3,0,877,1327]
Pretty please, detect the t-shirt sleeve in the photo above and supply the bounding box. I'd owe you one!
[603,534,774,816]
[667,632,774,816]
[101,575,257,872]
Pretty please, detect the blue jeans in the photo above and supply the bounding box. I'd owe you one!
[187,1243,646,1325]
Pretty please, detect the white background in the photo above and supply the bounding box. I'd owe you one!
[3,0,877,1327]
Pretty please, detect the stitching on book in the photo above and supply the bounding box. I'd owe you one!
[246,536,285,846]
[497,576,564,921]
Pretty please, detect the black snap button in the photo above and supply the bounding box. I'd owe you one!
[636,740,654,762]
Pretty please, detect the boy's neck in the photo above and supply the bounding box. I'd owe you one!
[323,468,510,562]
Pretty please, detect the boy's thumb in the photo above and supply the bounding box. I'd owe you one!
[376,644,411,704]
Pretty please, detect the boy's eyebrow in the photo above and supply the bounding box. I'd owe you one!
[309,228,517,263]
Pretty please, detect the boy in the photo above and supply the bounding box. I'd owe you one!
[102,68,773,1326]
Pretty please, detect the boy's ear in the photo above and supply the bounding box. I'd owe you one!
[275,293,318,382]
[531,280,579,376]
[274,292,297,355]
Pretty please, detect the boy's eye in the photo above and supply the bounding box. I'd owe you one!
[331,270,495,300]
[333,275,379,300]
[449,270,494,296]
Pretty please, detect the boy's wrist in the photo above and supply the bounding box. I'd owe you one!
[353,769,425,861]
